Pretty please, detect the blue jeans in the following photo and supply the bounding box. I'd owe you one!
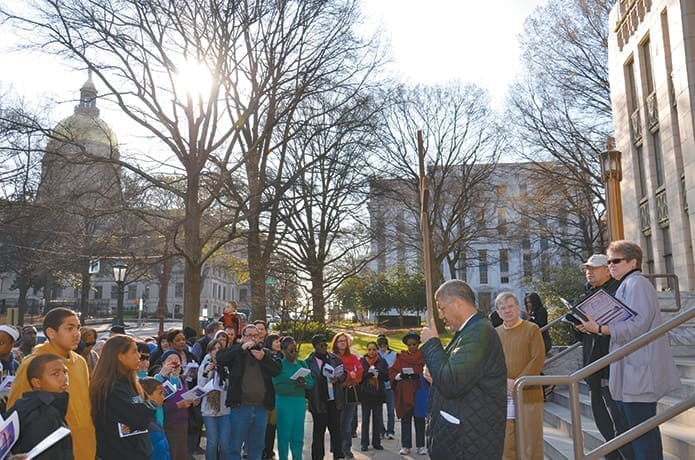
[202,414,232,460]
[340,403,358,455]
[615,401,661,460]
[381,388,395,435]
[230,404,269,460]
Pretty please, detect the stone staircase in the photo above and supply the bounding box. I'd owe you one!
[542,317,695,459]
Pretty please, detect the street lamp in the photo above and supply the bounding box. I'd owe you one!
[112,260,128,326]
[598,137,624,242]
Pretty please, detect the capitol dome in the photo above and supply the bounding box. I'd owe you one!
[49,72,118,155]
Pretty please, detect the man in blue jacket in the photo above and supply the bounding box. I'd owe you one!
[421,279,507,459]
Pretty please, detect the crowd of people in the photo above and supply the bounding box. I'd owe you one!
[0,240,682,460]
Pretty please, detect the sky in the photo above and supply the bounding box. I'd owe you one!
[361,0,548,103]
[0,0,548,134]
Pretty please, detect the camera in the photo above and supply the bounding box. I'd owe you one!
[249,343,264,351]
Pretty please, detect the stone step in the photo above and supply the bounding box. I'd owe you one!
[550,381,695,426]
[674,357,695,379]
[543,399,693,459]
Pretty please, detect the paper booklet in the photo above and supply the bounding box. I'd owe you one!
[321,363,344,379]
[19,425,70,459]
[563,289,637,325]
[0,411,19,460]
[0,375,14,392]
[183,362,199,375]
[162,380,178,400]
[181,384,212,401]
[289,367,311,380]
[117,423,147,438]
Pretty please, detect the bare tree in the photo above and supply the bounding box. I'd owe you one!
[507,0,614,256]
[1,0,381,328]
[372,82,504,330]
[277,92,380,321]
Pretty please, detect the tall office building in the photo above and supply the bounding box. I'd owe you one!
[608,0,695,291]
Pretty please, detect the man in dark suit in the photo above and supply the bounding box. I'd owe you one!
[421,279,507,459]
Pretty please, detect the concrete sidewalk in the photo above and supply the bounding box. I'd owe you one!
[194,414,430,459]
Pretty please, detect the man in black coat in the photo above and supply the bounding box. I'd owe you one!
[305,334,347,460]
[421,279,507,459]
[216,324,281,460]
[573,254,632,460]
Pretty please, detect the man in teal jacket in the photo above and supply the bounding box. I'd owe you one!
[421,279,507,459]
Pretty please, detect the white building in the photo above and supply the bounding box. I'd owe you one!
[608,0,695,291]
[368,162,583,312]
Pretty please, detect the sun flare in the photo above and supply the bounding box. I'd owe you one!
[173,59,214,103]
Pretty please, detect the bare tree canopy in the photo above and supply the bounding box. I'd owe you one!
[372,82,504,330]
[277,91,381,321]
[1,0,382,327]
[507,0,614,256]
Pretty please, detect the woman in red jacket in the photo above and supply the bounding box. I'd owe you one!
[388,331,427,456]
[331,332,363,459]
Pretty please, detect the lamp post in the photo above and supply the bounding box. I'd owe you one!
[598,137,624,242]
[112,260,128,326]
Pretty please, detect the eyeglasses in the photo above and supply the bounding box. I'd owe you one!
[140,354,150,361]
[84,341,96,347]
[607,258,625,265]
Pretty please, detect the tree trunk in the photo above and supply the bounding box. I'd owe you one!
[310,272,325,322]
[183,173,202,331]
[158,257,170,336]
[16,278,30,327]
[183,261,202,331]
[247,228,267,322]
[80,264,91,320]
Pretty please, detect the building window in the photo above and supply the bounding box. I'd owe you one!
[522,237,532,279]
[662,227,675,290]
[110,285,118,300]
[497,208,507,235]
[652,130,664,188]
[93,286,102,300]
[641,38,654,95]
[478,250,488,284]
[636,144,647,199]
[127,285,137,300]
[456,248,467,282]
[239,288,248,302]
[175,282,184,298]
[499,249,509,284]
[644,235,654,274]
[478,292,492,313]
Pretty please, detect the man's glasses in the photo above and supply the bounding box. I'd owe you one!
[607,258,625,265]
[140,354,150,361]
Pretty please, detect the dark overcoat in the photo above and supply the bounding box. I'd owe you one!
[421,312,507,460]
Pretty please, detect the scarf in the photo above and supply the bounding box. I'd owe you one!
[364,354,379,388]
[392,350,424,417]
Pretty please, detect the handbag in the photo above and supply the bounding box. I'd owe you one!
[344,385,360,404]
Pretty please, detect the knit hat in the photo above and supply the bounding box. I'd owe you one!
[311,334,328,345]
[0,325,19,342]
[158,349,181,364]
[402,331,421,345]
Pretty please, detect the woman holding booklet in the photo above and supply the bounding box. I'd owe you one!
[272,336,314,460]
[197,339,230,460]
[90,335,158,460]
[578,240,680,460]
